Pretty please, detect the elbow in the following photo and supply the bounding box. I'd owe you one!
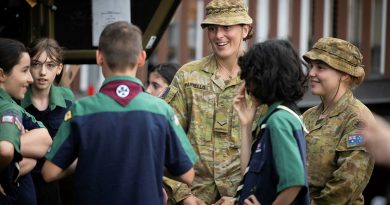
[0,141,14,166]
[183,167,195,186]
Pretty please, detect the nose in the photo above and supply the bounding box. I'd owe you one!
[146,85,153,94]
[40,66,47,75]
[215,27,224,38]
[308,66,317,77]
[27,70,33,84]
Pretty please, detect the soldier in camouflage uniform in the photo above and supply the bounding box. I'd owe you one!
[302,37,375,205]
[162,0,266,204]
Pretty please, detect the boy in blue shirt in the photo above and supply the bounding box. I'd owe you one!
[42,21,195,205]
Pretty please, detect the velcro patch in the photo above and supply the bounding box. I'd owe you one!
[2,115,15,124]
[348,135,364,147]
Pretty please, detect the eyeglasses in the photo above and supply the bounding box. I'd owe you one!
[31,60,59,70]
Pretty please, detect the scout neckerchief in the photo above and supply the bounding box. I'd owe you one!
[100,80,143,107]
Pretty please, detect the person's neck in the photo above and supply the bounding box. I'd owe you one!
[319,87,348,117]
[105,66,138,78]
[31,86,50,111]
[215,55,239,79]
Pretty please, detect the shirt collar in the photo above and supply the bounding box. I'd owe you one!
[102,76,144,88]
[256,101,283,127]
[21,85,68,110]
[315,89,353,117]
[0,88,17,104]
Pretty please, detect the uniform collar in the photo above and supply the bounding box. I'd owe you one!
[0,88,17,104]
[102,76,144,88]
[256,101,283,127]
[315,89,354,118]
[21,85,68,110]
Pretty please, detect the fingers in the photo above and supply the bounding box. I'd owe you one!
[244,195,261,205]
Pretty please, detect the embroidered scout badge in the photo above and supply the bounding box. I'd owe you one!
[116,85,130,98]
[64,111,72,121]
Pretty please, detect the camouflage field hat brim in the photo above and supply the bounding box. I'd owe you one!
[303,37,365,78]
[201,0,253,28]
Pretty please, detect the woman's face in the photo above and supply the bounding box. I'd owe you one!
[146,71,168,97]
[30,51,62,92]
[207,24,249,60]
[308,60,347,99]
[0,52,33,100]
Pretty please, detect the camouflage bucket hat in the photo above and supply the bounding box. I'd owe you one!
[201,0,253,28]
[303,37,365,78]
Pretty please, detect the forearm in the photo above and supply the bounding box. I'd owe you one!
[19,158,37,176]
[20,128,52,158]
[272,186,301,205]
[0,141,14,171]
[240,124,253,175]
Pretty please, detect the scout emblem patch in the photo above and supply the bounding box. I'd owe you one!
[64,111,72,121]
[348,135,364,146]
[1,115,15,123]
[255,142,262,153]
[116,85,130,98]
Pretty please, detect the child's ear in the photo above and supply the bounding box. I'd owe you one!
[0,68,6,82]
[57,64,64,75]
[137,50,146,68]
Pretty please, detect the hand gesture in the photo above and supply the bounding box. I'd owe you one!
[233,84,259,126]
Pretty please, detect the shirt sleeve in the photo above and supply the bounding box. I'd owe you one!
[45,110,77,169]
[312,113,374,204]
[163,70,189,132]
[268,112,306,193]
[0,109,23,154]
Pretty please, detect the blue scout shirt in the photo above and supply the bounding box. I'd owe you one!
[20,85,73,205]
[46,76,197,205]
[0,89,44,205]
[236,102,310,205]
[21,85,74,137]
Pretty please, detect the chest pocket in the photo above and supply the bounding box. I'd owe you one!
[186,87,215,144]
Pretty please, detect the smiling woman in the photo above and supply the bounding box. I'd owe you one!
[161,0,267,204]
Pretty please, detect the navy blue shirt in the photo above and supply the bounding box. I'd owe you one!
[46,76,196,205]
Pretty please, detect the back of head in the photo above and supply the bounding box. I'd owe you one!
[0,38,27,74]
[239,39,307,104]
[29,38,63,64]
[98,21,143,69]
[151,63,180,84]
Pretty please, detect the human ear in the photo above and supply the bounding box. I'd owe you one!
[0,68,6,82]
[96,50,104,66]
[137,50,146,68]
[57,64,64,75]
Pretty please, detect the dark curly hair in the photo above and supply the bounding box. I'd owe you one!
[238,39,308,105]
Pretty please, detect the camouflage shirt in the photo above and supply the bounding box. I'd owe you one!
[164,54,265,204]
[303,90,375,205]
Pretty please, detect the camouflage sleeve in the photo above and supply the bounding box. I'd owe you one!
[163,177,192,203]
[312,114,374,204]
[163,70,189,132]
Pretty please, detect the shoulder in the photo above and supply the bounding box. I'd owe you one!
[267,109,302,130]
[55,86,74,101]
